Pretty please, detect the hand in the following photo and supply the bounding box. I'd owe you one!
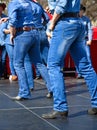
[10,35,14,44]
[46,29,52,38]
[49,20,55,31]
[87,40,92,45]
[0,17,8,23]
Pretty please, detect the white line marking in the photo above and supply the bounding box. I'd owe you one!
[77,94,90,99]
[0,90,60,130]
[0,104,90,112]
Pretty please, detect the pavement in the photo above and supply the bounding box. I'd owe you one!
[0,75,97,130]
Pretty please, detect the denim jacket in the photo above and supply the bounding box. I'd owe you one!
[8,0,49,28]
[0,13,7,46]
[8,0,35,28]
[47,0,80,15]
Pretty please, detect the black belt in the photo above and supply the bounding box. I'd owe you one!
[17,26,37,32]
[61,12,79,18]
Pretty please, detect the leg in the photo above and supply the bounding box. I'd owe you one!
[5,44,18,81]
[24,54,34,90]
[70,37,97,113]
[28,31,52,94]
[1,46,7,78]
[13,32,33,99]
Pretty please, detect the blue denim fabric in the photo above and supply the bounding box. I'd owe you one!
[48,17,97,111]
[1,21,34,89]
[0,14,7,77]
[8,0,49,28]
[29,2,49,78]
[0,21,16,76]
[6,44,34,88]
[39,29,49,65]
[13,30,51,98]
[48,0,80,14]
[8,0,35,28]
[5,44,16,76]
[75,40,92,77]
[47,0,58,11]
[75,16,92,77]
[0,45,7,77]
[0,13,7,18]
[30,2,49,28]
[8,0,51,98]
[24,54,34,89]
[81,16,92,41]
[35,28,49,77]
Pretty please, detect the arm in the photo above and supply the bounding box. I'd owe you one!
[87,20,92,45]
[3,29,10,34]
[9,26,16,44]
[49,12,60,31]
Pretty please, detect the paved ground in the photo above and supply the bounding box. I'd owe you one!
[0,76,97,130]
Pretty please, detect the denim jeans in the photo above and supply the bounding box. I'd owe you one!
[14,30,51,98]
[5,44,16,76]
[35,28,49,77]
[0,45,7,77]
[24,54,34,89]
[75,40,92,77]
[6,43,34,88]
[48,18,97,112]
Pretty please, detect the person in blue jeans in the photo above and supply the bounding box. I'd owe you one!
[0,21,18,81]
[8,0,51,100]
[76,4,93,79]
[31,1,53,98]
[42,0,97,119]
[0,3,7,79]
[0,20,34,89]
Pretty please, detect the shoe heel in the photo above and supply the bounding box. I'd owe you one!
[60,112,68,117]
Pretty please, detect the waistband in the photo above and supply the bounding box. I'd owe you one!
[16,26,37,32]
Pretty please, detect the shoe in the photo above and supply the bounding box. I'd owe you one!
[76,75,83,79]
[10,96,28,101]
[88,108,97,115]
[12,75,18,81]
[9,75,18,81]
[30,88,34,92]
[46,92,53,98]
[42,110,68,119]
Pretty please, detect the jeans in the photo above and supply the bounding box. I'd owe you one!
[0,45,7,77]
[6,43,34,88]
[14,30,51,98]
[48,18,97,112]
[75,40,92,77]
[5,44,16,76]
[24,54,34,89]
[35,28,49,77]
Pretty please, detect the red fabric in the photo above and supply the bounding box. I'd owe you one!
[90,40,97,73]
[6,56,10,75]
[64,53,75,69]
[92,27,97,40]
[46,12,53,20]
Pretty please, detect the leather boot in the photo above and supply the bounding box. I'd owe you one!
[42,110,68,119]
[88,108,97,115]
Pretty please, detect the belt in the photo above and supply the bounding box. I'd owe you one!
[16,26,37,32]
[61,12,79,18]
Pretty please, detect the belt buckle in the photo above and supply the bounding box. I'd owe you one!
[23,26,31,31]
